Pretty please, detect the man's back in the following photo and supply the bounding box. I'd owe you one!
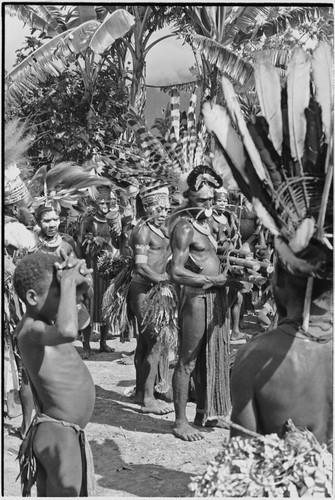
[231,323,332,448]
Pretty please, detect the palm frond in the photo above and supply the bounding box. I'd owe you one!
[231,6,272,35]
[190,34,254,90]
[5,21,100,104]
[5,4,62,36]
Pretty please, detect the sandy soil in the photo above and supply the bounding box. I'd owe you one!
[3,315,259,497]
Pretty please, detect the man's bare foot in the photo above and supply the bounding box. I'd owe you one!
[82,349,91,360]
[99,344,115,353]
[173,421,204,441]
[230,331,247,344]
[194,414,229,428]
[118,353,134,365]
[140,399,174,415]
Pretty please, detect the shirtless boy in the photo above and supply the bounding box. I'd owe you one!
[128,184,173,415]
[14,251,96,496]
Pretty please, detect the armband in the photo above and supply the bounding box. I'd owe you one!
[135,254,148,264]
[134,244,149,254]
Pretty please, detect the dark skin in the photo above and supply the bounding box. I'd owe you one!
[230,263,333,450]
[16,256,95,496]
[5,193,36,228]
[170,185,231,442]
[128,202,173,415]
[5,193,36,438]
[77,199,118,356]
[36,208,74,257]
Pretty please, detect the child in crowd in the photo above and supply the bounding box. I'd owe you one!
[13,251,96,496]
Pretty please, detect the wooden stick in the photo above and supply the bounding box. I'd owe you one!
[302,135,333,332]
[220,418,279,445]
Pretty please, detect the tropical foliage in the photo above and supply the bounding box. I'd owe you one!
[6,58,128,167]
[5,5,333,178]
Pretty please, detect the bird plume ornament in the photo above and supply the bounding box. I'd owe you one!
[124,88,212,192]
[29,161,113,212]
[4,119,33,205]
[202,42,333,279]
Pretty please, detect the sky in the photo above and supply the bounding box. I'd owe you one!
[4,9,196,83]
[4,8,197,125]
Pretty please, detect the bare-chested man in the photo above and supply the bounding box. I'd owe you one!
[230,242,333,450]
[128,184,173,415]
[14,251,96,496]
[170,165,239,441]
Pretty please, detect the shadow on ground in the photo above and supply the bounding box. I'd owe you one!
[91,438,193,497]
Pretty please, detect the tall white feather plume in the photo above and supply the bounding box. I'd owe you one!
[252,197,280,236]
[221,76,273,188]
[202,101,247,183]
[289,217,315,253]
[287,47,311,165]
[254,51,283,155]
[311,42,333,146]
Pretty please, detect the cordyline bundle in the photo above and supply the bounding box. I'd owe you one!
[81,233,111,259]
[97,250,132,283]
[189,420,332,497]
[141,281,179,352]
[101,258,133,336]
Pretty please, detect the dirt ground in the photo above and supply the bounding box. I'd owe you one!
[3,315,259,497]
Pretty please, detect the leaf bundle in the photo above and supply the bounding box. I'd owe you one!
[141,282,179,352]
[97,252,132,283]
[189,421,332,497]
[101,259,133,336]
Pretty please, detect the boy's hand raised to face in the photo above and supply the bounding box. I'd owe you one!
[55,253,93,288]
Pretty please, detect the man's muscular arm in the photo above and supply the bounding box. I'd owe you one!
[170,219,227,288]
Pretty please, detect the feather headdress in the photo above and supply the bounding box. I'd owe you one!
[29,161,113,214]
[4,119,32,205]
[202,42,333,279]
[124,88,213,192]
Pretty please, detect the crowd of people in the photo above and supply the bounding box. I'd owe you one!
[4,155,332,496]
[4,37,333,494]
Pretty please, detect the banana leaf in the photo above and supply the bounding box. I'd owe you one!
[89,9,135,54]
